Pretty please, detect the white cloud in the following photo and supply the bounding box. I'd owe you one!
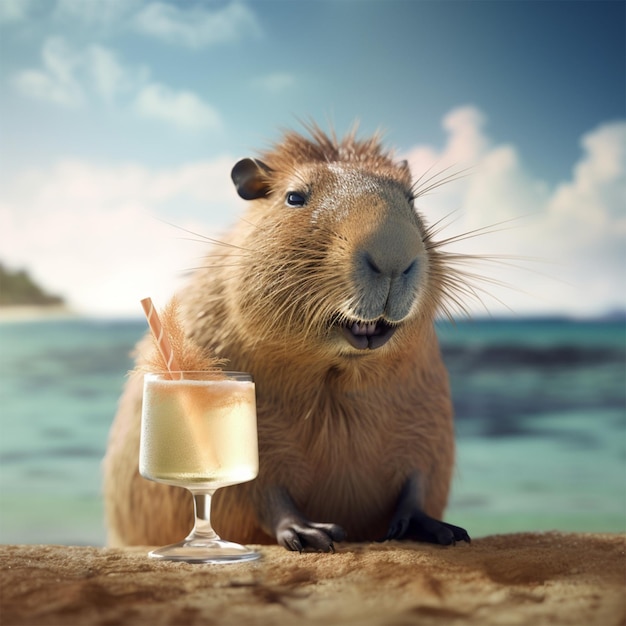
[442,106,490,163]
[134,1,262,48]
[0,157,243,315]
[133,82,222,131]
[12,37,219,130]
[542,122,626,312]
[405,106,626,317]
[549,122,626,229]
[13,37,85,107]
[12,37,140,107]
[87,45,147,103]
[0,0,34,22]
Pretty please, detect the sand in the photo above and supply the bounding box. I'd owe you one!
[1,532,624,626]
[0,306,76,323]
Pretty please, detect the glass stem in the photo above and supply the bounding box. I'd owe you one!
[187,490,219,542]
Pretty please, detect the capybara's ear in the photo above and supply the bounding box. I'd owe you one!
[397,159,410,173]
[231,158,272,200]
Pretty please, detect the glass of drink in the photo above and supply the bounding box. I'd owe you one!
[139,371,260,563]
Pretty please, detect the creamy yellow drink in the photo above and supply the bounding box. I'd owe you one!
[139,373,258,489]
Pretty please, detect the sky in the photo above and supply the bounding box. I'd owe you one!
[0,0,624,318]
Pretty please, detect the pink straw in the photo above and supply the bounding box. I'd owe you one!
[140,297,183,379]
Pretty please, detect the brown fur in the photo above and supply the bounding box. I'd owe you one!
[103,125,459,547]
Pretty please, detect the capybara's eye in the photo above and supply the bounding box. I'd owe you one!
[286,192,306,207]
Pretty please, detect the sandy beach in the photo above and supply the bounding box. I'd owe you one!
[0,306,78,323]
[1,532,624,625]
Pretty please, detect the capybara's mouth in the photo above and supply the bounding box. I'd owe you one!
[337,318,397,351]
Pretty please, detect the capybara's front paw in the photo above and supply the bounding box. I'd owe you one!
[383,509,470,545]
[276,520,346,553]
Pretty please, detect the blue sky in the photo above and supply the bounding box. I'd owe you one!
[1,0,624,316]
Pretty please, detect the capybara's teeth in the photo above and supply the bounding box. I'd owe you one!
[350,321,376,336]
[352,320,381,336]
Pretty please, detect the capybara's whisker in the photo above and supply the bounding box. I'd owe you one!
[412,166,472,198]
[159,219,253,252]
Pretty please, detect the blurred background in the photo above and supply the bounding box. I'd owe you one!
[1,0,624,545]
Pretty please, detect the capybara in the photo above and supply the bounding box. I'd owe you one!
[103,125,471,552]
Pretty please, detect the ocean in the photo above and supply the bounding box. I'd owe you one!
[0,316,624,546]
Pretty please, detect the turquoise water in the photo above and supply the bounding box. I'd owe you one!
[0,317,624,545]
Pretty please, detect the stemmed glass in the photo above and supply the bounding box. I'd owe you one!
[139,371,260,563]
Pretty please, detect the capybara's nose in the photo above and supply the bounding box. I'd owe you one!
[354,220,423,321]
[359,217,422,283]
[362,250,419,281]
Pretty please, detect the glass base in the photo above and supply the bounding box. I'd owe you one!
[148,538,261,564]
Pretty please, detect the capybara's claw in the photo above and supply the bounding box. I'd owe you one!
[277,528,304,552]
[380,517,410,542]
[277,521,346,553]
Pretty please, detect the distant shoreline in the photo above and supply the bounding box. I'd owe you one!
[0,305,78,323]
[0,306,623,325]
